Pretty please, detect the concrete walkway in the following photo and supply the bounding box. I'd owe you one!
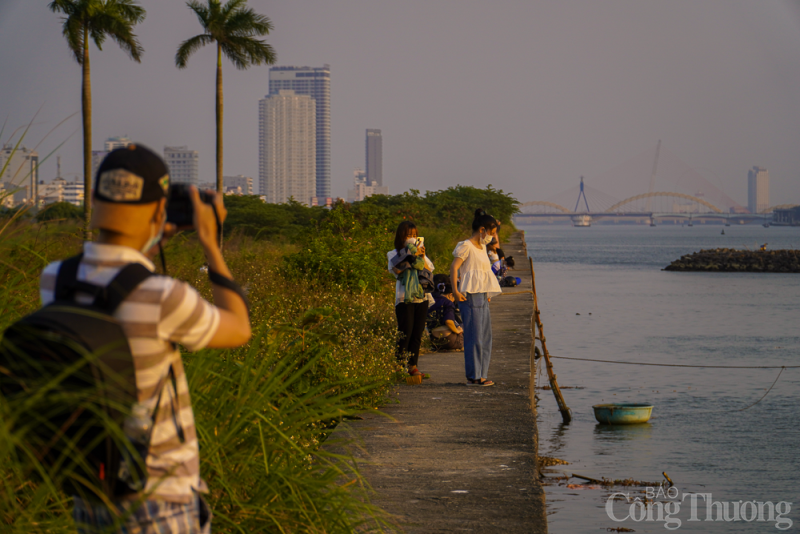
[350,232,547,533]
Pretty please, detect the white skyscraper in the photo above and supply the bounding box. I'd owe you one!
[164,146,199,185]
[268,65,330,199]
[747,166,769,214]
[259,90,316,205]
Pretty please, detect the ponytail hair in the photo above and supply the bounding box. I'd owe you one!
[472,208,498,232]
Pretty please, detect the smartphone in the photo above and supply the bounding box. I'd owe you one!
[416,237,425,248]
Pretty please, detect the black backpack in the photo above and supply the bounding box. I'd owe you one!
[0,254,155,499]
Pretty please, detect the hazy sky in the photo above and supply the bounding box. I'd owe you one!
[2,0,800,206]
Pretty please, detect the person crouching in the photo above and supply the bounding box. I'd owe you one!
[426,275,464,351]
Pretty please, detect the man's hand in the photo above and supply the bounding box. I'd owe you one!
[190,186,227,249]
[187,187,250,348]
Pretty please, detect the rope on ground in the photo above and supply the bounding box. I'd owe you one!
[549,355,799,369]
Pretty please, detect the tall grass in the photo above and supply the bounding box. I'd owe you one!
[0,223,398,533]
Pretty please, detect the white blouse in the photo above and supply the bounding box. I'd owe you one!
[387,249,435,306]
[453,240,502,298]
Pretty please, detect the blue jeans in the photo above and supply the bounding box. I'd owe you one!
[73,494,211,534]
[458,292,492,380]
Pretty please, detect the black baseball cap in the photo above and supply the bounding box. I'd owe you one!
[94,143,169,204]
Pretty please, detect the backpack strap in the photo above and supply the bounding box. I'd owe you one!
[55,254,153,314]
[54,254,85,301]
[100,263,154,314]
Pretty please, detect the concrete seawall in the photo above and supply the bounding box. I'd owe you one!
[349,232,547,533]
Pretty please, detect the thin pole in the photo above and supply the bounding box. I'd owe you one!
[529,257,572,424]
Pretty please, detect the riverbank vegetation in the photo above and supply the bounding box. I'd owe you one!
[0,186,518,533]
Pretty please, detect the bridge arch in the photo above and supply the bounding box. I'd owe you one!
[761,204,799,214]
[519,201,572,214]
[605,192,722,214]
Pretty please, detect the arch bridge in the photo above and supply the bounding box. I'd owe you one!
[519,201,572,214]
[605,192,722,214]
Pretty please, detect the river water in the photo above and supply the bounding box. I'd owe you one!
[522,224,800,533]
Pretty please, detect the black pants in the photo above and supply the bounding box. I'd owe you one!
[395,301,429,368]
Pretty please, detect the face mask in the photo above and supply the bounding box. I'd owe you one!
[141,220,165,254]
[405,237,416,246]
[480,232,494,245]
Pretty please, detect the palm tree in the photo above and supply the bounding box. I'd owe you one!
[48,0,146,238]
[176,0,276,194]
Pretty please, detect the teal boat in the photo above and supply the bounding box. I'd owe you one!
[593,403,653,424]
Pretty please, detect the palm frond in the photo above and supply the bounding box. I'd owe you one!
[49,0,145,63]
[93,12,144,61]
[225,8,272,37]
[219,0,247,20]
[107,0,146,25]
[186,0,211,30]
[219,40,249,70]
[176,34,215,68]
[88,26,106,51]
[223,35,276,68]
[47,0,78,17]
[63,14,84,63]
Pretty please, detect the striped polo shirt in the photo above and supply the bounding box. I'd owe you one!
[40,242,220,503]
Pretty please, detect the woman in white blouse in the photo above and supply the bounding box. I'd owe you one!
[449,209,502,386]
[387,221,434,378]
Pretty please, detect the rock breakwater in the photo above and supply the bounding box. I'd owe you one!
[664,248,800,273]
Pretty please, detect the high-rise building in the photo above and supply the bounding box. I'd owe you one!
[0,144,38,204]
[747,166,769,214]
[91,136,132,179]
[104,136,131,152]
[259,90,316,205]
[222,175,253,195]
[164,146,199,185]
[366,129,382,186]
[268,65,330,198]
[63,181,84,206]
[346,167,388,202]
[39,177,67,205]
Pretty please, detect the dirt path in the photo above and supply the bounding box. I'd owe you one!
[350,232,547,533]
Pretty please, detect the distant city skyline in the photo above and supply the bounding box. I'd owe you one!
[3,2,800,205]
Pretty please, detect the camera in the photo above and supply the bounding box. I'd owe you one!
[166,183,213,228]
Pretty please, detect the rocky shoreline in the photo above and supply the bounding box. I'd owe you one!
[664,248,800,272]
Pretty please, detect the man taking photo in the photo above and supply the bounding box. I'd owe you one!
[37,144,250,533]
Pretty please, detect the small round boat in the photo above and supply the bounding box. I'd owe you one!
[593,403,653,425]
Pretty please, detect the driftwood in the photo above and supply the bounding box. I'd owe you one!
[572,473,662,487]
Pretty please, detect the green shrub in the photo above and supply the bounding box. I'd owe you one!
[223,196,327,242]
[282,206,395,293]
[35,202,83,223]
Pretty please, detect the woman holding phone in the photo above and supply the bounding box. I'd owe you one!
[387,221,434,378]
[450,209,502,386]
